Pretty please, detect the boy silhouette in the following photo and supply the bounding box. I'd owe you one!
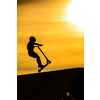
[27,36,44,68]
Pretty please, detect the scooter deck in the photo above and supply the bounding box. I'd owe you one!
[38,62,50,73]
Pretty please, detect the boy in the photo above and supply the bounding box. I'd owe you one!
[27,36,44,68]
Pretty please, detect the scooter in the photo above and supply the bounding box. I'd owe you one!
[37,46,51,73]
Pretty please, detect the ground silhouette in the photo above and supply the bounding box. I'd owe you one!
[17,68,84,100]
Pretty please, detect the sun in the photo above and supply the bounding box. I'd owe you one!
[65,0,84,29]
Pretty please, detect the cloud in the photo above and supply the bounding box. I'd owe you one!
[17,0,49,5]
[17,0,65,5]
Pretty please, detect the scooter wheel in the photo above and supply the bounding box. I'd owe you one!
[48,60,51,64]
[38,69,41,73]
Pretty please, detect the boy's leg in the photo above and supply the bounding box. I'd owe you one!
[36,55,43,68]
[29,52,43,68]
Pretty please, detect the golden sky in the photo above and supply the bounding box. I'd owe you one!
[17,0,84,75]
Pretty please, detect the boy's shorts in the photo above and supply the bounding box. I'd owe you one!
[28,52,39,58]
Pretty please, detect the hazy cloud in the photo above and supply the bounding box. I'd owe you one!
[17,0,50,5]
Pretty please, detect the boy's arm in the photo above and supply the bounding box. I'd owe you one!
[34,43,43,46]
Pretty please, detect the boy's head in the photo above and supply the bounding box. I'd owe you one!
[29,36,36,42]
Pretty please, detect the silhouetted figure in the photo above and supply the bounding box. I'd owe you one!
[27,36,44,68]
[62,93,67,100]
[61,92,75,100]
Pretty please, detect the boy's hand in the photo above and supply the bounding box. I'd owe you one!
[39,44,43,46]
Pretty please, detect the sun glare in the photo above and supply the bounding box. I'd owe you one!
[65,0,84,29]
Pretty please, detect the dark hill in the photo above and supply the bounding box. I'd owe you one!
[17,68,84,100]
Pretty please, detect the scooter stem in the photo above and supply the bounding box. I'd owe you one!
[37,46,50,62]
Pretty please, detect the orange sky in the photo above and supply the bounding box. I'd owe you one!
[17,0,84,75]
